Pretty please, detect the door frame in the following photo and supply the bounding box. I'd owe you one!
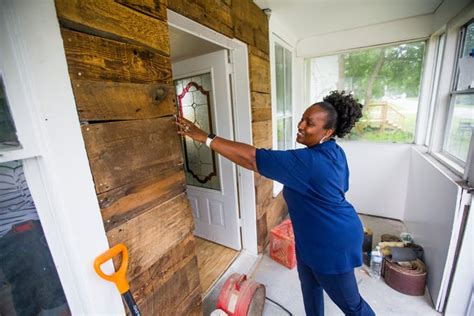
[168,10,258,255]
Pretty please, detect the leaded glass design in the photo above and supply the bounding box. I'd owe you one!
[174,73,220,190]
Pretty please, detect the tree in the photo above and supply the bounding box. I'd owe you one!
[343,42,425,105]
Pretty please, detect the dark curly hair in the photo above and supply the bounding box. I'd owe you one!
[312,90,363,138]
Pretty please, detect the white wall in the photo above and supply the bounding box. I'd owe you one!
[338,141,411,220]
[404,147,462,309]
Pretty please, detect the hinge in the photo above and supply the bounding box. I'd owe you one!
[226,50,233,75]
[237,217,243,227]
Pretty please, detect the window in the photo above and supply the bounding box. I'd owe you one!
[275,43,293,150]
[0,76,20,150]
[306,41,426,143]
[426,34,446,146]
[443,21,474,164]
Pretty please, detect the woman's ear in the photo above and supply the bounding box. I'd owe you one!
[325,129,334,138]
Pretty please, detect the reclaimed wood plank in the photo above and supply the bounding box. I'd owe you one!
[115,0,167,22]
[71,80,176,121]
[107,193,194,278]
[61,28,172,83]
[195,237,238,295]
[100,165,186,231]
[252,107,272,122]
[257,211,268,253]
[266,195,288,234]
[249,45,270,61]
[168,0,233,38]
[233,17,254,46]
[254,30,270,55]
[55,0,170,55]
[249,52,270,94]
[251,92,271,109]
[138,257,201,315]
[252,120,272,149]
[82,116,182,194]
[129,234,196,299]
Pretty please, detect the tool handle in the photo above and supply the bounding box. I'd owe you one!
[93,243,130,294]
[123,291,141,316]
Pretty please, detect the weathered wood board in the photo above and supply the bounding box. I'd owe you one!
[72,80,176,121]
[61,28,172,84]
[116,0,168,22]
[55,0,170,55]
[82,116,182,194]
[100,165,186,231]
[107,193,194,279]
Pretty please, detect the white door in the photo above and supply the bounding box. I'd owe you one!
[172,50,241,250]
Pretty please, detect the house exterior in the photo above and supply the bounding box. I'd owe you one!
[0,0,472,315]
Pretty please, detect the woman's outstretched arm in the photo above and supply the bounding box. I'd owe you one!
[175,115,257,171]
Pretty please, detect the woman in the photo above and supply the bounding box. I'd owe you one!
[175,90,375,316]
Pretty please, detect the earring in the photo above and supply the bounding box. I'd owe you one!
[319,136,327,144]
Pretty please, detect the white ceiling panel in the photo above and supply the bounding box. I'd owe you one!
[254,0,443,40]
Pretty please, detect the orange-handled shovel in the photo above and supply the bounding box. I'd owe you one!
[94,243,141,316]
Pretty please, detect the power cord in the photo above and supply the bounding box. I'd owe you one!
[265,296,293,316]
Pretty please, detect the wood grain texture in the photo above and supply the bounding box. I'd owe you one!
[249,52,270,94]
[107,193,194,279]
[252,120,272,149]
[251,92,271,109]
[257,211,268,253]
[61,28,172,84]
[55,0,170,55]
[168,0,234,38]
[266,195,288,236]
[100,165,186,231]
[82,116,182,194]
[233,17,254,46]
[116,0,167,21]
[129,234,197,302]
[195,238,238,295]
[138,258,201,315]
[72,80,176,121]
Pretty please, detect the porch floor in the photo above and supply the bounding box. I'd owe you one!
[195,237,238,296]
[203,215,441,315]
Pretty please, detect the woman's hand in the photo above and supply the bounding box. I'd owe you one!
[175,115,208,143]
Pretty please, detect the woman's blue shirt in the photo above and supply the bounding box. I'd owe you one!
[256,139,363,274]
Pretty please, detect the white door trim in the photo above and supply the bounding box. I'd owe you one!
[168,10,258,255]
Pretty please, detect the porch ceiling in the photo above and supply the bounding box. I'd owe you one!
[254,0,443,41]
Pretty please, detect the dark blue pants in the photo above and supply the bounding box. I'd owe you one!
[297,259,375,316]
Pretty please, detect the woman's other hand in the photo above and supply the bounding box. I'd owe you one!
[175,115,208,143]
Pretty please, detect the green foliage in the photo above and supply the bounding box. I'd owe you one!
[343,42,426,102]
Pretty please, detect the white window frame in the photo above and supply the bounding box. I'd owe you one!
[270,23,296,197]
[427,7,474,182]
[1,1,124,314]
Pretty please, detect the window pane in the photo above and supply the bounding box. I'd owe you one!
[277,118,284,150]
[174,73,221,190]
[0,76,20,150]
[426,34,446,146]
[275,45,285,116]
[461,21,474,58]
[307,41,426,143]
[0,161,70,315]
[455,21,474,91]
[284,117,293,150]
[445,94,474,162]
[284,48,292,115]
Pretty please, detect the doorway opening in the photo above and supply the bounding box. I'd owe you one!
[168,11,257,296]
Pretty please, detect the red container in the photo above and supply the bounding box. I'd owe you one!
[216,274,265,316]
[269,219,296,269]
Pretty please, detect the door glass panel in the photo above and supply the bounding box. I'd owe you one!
[0,76,21,150]
[284,117,293,150]
[174,73,221,191]
[0,160,70,315]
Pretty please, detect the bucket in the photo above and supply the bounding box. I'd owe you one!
[216,274,266,316]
